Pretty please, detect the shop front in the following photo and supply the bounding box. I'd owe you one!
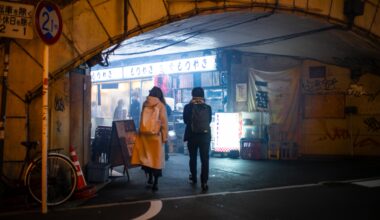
[90,52,228,153]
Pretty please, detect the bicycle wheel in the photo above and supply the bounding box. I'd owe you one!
[25,153,78,206]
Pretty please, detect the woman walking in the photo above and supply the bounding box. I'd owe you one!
[131,86,168,191]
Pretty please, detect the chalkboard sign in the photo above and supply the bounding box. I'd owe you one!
[109,120,138,180]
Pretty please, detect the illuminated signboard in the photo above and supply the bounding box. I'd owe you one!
[91,55,216,82]
[91,67,123,82]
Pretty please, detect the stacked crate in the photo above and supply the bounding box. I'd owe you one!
[267,124,282,160]
[240,138,267,160]
[267,124,298,160]
[280,142,298,160]
[267,141,281,160]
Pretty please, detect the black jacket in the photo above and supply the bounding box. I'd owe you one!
[183,101,212,143]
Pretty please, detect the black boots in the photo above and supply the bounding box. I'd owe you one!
[152,176,159,191]
[147,172,153,184]
[146,172,157,190]
[201,182,208,192]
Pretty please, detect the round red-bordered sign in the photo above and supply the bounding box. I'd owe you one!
[35,1,63,45]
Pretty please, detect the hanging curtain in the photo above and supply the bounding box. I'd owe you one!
[248,67,301,142]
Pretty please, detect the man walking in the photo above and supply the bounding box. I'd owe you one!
[183,87,212,191]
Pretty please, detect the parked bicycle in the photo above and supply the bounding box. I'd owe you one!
[1,140,78,206]
[1,81,78,206]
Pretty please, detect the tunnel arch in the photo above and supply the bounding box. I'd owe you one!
[1,0,380,174]
[25,0,380,84]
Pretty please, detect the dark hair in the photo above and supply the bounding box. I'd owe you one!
[191,87,204,98]
[149,86,166,104]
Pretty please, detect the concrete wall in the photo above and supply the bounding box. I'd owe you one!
[300,60,380,157]
[230,53,380,157]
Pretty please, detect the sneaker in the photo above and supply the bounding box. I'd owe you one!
[201,183,208,192]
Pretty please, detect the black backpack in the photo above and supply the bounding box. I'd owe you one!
[191,103,211,133]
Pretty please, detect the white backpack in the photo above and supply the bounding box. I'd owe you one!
[139,105,161,135]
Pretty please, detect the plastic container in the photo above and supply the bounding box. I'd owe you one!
[86,162,110,183]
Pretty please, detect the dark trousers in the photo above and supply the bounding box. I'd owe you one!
[165,142,169,160]
[188,140,210,184]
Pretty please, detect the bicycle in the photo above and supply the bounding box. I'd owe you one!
[0,86,79,206]
[1,140,78,206]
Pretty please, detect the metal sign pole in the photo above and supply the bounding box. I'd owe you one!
[41,44,49,213]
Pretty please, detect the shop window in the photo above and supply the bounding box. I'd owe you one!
[182,89,192,103]
[194,73,201,87]
[179,74,193,88]
[142,80,153,98]
[172,76,178,89]
[201,72,213,87]
[213,71,221,86]
[102,83,119,89]
[154,74,170,95]
[205,89,224,113]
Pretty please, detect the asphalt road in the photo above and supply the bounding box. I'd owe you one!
[1,154,380,219]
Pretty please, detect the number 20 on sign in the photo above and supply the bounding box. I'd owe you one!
[35,1,62,45]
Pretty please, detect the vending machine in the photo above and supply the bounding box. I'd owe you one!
[211,112,270,158]
[212,113,241,155]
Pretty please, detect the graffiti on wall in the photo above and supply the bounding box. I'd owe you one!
[302,78,338,93]
[56,120,62,133]
[346,84,367,97]
[353,137,380,149]
[316,126,350,141]
[346,84,380,102]
[363,117,380,132]
[315,124,380,149]
[54,95,65,111]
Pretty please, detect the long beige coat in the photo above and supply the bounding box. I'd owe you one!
[131,96,168,169]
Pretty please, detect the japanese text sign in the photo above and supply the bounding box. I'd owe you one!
[0,1,34,39]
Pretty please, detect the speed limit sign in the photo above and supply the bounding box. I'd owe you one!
[35,1,63,45]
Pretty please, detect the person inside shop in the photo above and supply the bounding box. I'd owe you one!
[113,99,125,121]
[223,95,228,112]
[129,94,141,129]
[183,87,212,192]
[131,86,168,192]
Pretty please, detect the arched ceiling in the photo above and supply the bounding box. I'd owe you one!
[106,11,380,74]
[5,0,380,91]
